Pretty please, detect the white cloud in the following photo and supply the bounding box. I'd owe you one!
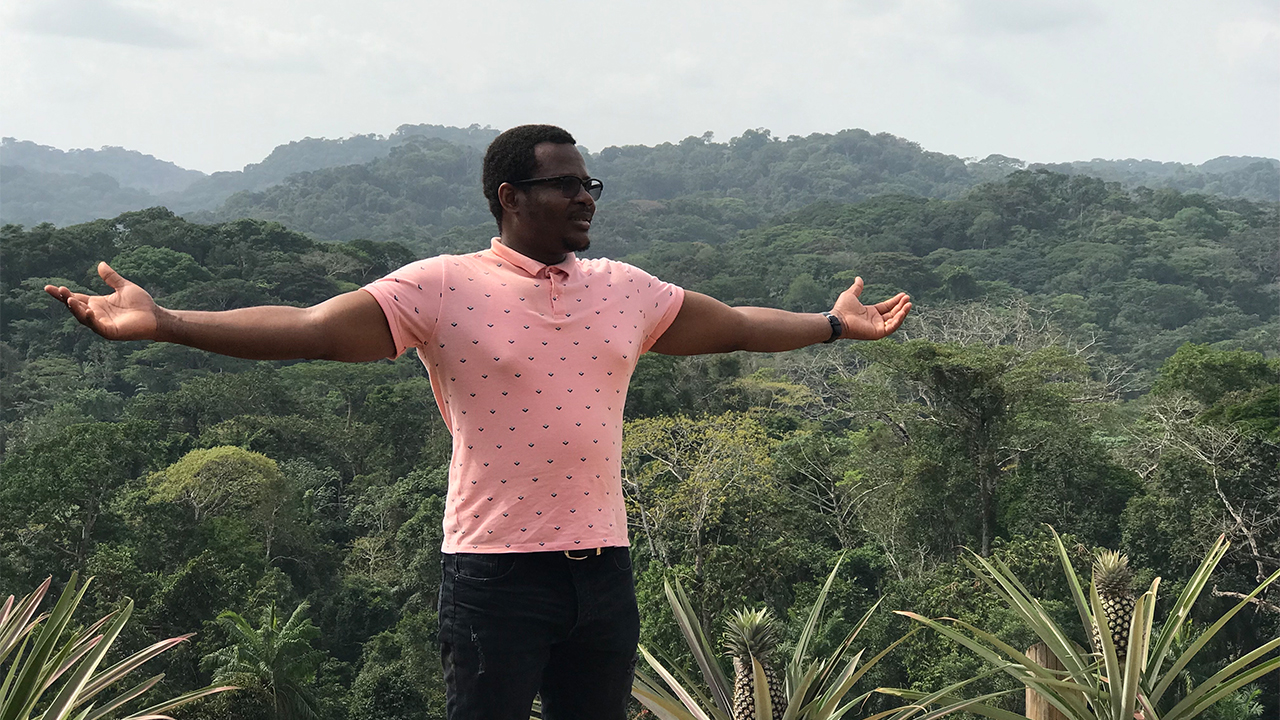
[0,0,1274,171]
[15,0,193,48]
[952,0,1103,35]
[1217,17,1280,83]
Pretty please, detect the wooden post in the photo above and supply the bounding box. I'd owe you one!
[1025,643,1068,720]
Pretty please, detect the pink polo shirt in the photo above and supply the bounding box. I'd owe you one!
[362,239,685,553]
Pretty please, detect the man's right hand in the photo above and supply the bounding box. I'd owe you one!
[45,262,161,342]
[45,261,396,362]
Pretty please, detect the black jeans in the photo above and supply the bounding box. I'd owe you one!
[438,547,640,720]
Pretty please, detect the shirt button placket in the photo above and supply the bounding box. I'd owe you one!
[549,269,565,317]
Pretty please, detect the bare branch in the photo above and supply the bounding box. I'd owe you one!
[1211,586,1280,614]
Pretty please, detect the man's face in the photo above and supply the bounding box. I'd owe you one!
[514,142,596,258]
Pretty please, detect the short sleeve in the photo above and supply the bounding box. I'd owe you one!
[628,265,685,353]
[361,257,446,358]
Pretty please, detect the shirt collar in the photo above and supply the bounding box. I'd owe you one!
[489,238,580,280]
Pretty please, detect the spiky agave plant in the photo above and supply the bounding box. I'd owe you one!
[723,608,787,720]
[1091,549,1136,666]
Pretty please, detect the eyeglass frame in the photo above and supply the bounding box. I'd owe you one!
[509,175,604,200]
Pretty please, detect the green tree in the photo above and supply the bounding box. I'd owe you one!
[0,421,167,579]
[149,446,283,523]
[202,603,327,720]
[1151,343,1277,407]
[109,245,212,296]
[623,412,778,577]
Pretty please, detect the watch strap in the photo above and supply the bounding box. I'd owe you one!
[822,312,842,343]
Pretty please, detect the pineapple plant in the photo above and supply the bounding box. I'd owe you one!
[1091,549,1136,664]
[884,530,1280,720]
[634,555,900,720]
[723,608,788,720]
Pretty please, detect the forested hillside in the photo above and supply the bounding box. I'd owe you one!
[4,126,1276,229]
[0,125,500,226]
[2,165,1276,718]
[0,137,205,194]
[1033,156,1280,201]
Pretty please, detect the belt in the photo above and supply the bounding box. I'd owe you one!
[563,548,603,560]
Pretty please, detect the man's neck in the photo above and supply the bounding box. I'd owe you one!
[497,234,567,266]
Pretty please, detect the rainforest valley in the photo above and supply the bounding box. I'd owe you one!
[1,128,1277,719]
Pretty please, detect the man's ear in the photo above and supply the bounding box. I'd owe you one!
[498,182,521,217]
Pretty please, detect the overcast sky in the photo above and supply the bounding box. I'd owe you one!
[2,0,1276,174]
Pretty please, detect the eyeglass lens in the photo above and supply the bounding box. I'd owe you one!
[559,177,603,201]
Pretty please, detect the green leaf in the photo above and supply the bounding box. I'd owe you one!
[1146,534,1228,683]
[121,684,238,720]
[3,573,92,720]
[876,690,1028,720]
[635,645,723,720]
[0,579,51,666]
[665,578,733,715]
[1149,564,1280,707]
[1116,593,1150,720]
[40,598,134,720]
[77,635,192,706]
[1049,529,1094,646]
[82,674,163,720]
[963,553,1089,680]
[792,554,844,680]
[780,663,820,720]
[1162,642,1280,720]
[752,656,773,720]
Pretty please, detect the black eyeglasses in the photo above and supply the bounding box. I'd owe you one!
[510,175,604,200]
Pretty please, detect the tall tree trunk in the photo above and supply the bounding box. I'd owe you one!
[975,430,996,557]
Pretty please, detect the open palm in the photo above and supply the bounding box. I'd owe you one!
[44,262,160,341]
[832,276,912,340]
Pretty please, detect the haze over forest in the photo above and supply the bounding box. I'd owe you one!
[1,121,1277,719]
[3,126,1278,230]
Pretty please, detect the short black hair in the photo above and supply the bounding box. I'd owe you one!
[483,124,577,230]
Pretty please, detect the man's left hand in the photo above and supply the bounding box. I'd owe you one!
[831,277,912,340]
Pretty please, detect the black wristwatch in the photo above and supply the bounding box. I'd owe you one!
[822,312,843,343]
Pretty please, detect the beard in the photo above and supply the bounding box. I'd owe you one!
[562,233,591,254]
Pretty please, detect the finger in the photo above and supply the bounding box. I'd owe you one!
[885,302,913,333]
[98,261,129,291]
[63,288,94,306]
[873,292,908,313]
[66,296,93,325]
[48,286,91,307]
[850,276,864,299]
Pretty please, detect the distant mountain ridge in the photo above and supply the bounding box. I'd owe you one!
[173,123,500,213]
[1025,156,1280,201]
[0,138,205,194]
[1,124,499,225]
[1,124,1275,231]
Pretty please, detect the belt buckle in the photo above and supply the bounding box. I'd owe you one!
[564,548,602,560]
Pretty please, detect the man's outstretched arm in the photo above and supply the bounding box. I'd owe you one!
[650,276,911,356]
[45,262,396,362]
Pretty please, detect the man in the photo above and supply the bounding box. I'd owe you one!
[46,124,911,719]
